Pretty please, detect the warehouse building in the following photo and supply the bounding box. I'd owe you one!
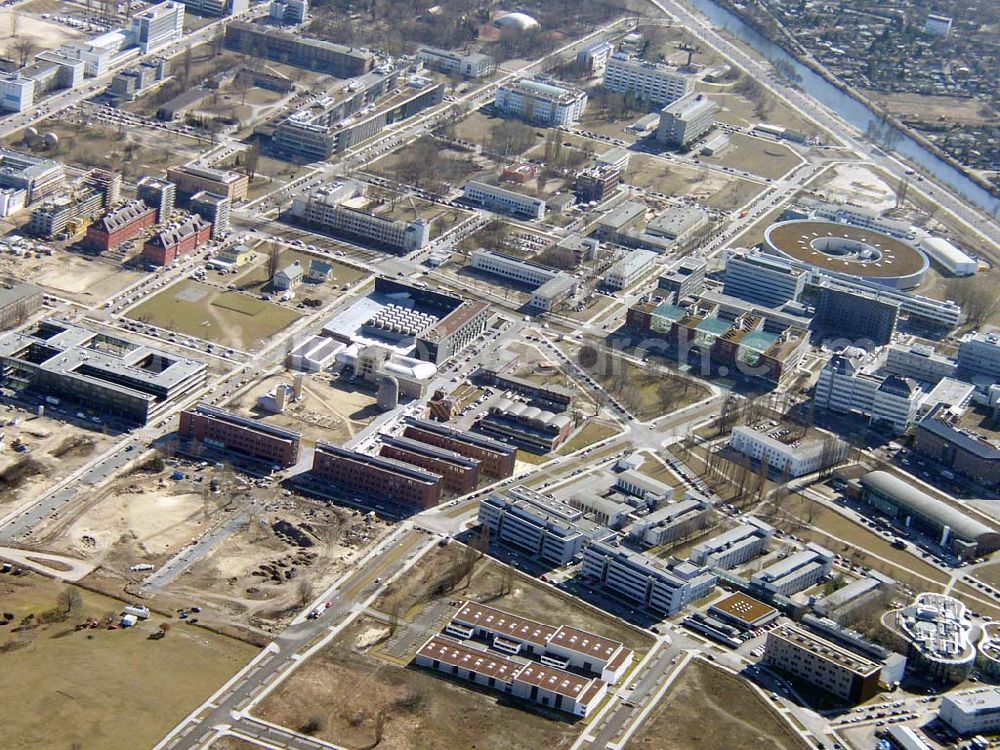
[178,403,302,467]
[581,540,716,615]
[859,471,1000,559]
[0,319,206,424]
[763,624,881,703]
[404,417,516,478]
[476,398,574,453]
[311,442,443,509]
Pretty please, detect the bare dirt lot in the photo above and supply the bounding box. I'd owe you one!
[257,615,587,750]
[0,572,257,750]
[627,660,811,749]
[624,153,764,210]
[226,373,378,446]
[0,409,115,510]
[0,245,144,302]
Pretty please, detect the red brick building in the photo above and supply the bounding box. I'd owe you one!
[86,199,157,252]
[142,215,212,266]
[379,434,480,494]
[311,443,443,509]
[178,404,301,468]
[403,417,516,479]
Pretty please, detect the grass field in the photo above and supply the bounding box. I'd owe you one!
[588,356,710,422]
[557,420,622,455]
[128,279,302,350]
[0,574,257,750]
[623,153,764,210]
[231,248,366,296]
[627,661,811,750]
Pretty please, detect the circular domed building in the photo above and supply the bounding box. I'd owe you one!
[493,11,540,31]
[763,219,928,289]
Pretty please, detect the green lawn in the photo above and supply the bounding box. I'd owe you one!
[128,279,301,350]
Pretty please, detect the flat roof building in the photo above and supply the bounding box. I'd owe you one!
[225,21,373,77]
[418,47,495,79]
[495,78,588,127]
[463,181,545,220]
[764,623,881,703]
[709,592,779,629]
[479,487,591,566]
[751,542,834,596]
[603,53,692,107]
[0,318,206,424]
[167,165,249,202]
[603,249,657,291]
[0,283,43,331]
[404,417,516,478]
[940,689,1000,736]
[690,517,773,569]
[656,92,717,148]
[178,403,302,467]
[311,442,443,509]
[380,434,480,494]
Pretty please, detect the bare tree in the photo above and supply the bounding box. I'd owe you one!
[245,142,261,181]
[12,37,38,67]
[297,578,315,606]
[57,586,83,615]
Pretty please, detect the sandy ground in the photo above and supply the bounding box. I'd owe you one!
[0,409,114,510]
[808,163,896,211]
[0,249,143,302]
[0,8,87,49]
[227,373,378,446]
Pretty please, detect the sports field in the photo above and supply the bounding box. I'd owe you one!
[127,279,302,350]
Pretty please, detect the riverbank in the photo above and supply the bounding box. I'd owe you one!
[703,0,1000,200]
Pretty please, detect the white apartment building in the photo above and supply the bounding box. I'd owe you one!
[690,518,773,569]
[576,40,614,74]
[763,624,881,703]
[130,1,185,53]
[751,542,834,596]
[940,689,1000,736]
[495,78,588,126]
[418,47,495,78]
[957,328,1000,381]
[884,343,957,384]
[582,540,716,615]
[0,74,34,113]
[603,53,692,107]
[815,352,923,434]
[656,92,717,147]
[603,249,657,290]
[463,181,545,219]
[722,249,807,307]
[729,426,847,478]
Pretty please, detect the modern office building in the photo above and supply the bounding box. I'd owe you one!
[895,593,975,683]
[763,624,881,703]
[86,199,157,252]
[0,283,43,331]
[626,492,712,548]
[885,343,957,384]
[602,53,692,107]
[269,0,307,24]
[658,257,706,301]
[178,403,302,467]
[224,21,373,76]
[614,470,673,504]
[142,215,212,266]
[0,319,207,424]
[582,540,716,615]
[404,417,516,478]
[290,180,430,252]
[58,30,135,78]
[940,689,1000,736]
[470,249,576,311]
[914,404,1000,486]
[656,93,717,148]
[175,0,247,16]
[418,47,495,78]
[0,73,34,113]
[476,398,574,453]
[690,518,773,569]
[129,1,185,53]
[494,78,588,126]
[448,601,633,684]
[189,191,231,239]
[479,487,591,566]
[311,442,443,508]
[462,181,545,219]
[859,471,1000,558]
[414,635,608,717]
[167,165,248,202]
[380,434,480,494]
[723,249,807,307]
[751,542,834,596]
[603,249,657,290]
[814,287,899,347]
[136,176,176,221]
[0,148,66,206]
[729,426,848,478]
[814,351,924,434]
[957,328,1000,381]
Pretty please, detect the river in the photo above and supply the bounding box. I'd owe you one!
[686,0,1000,216]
